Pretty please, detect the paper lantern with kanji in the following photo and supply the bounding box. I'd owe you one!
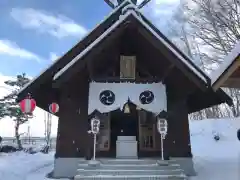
[19,97,36,114]
[49,102,59,114]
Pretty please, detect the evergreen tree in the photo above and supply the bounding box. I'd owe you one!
[0,73,32,149]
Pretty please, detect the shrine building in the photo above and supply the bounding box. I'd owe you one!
[17,0,232,178]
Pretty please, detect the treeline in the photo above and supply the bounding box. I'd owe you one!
[165,0,240,120]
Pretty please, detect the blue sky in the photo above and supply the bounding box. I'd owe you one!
[0,0,180,77]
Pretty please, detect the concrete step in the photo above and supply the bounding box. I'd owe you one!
[78,160,180,168]
[98,159,176,165]
[77,169,184,176]
[74,159,187,180]
[78,164,180,170]
[75,174,187,180]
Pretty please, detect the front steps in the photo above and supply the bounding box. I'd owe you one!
[74,159,188,180]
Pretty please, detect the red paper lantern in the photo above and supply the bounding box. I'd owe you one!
[49,102,59,114]
[19,96,36,114]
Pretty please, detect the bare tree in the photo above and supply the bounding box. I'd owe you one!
[185,0,240,62]
[184,0,240,118]
[167,1,194,58]
[44,111,52,152]
[168,0,225,119]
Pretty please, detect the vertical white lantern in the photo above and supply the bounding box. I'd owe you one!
[90,117,100,161]
[157,118,168,160]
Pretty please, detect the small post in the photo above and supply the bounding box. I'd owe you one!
[93,133,97,161]
[28,125,30,144]
[161,134,164,160]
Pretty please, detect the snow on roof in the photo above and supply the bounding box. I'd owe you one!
[54,10,208,84]
[210,41,240,85]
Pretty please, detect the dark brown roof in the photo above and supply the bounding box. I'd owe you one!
[17,1,232,111]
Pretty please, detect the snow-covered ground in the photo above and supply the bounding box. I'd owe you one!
[0,118,239,180]
[189,118,240,180]
[0,152,59,180]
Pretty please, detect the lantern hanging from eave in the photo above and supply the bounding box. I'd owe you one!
[49,102,59,114]
[19,94,36,114]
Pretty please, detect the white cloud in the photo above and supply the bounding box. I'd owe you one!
[0,39,43,63]
[49,52,59,62]
[10,8,87,39]
[0,74,58,137]
[145,0,179,15]
[142,0,180,29]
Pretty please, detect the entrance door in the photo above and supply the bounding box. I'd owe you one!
[110,109,138,154]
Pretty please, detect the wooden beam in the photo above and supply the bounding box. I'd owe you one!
[104,0,115,8]
[91,55,119,79]
[136,62,154,77]
[86,60,94,79]
[91,77,161,83]
[161,64,175,83]
[219,77,240,88]
[213,56,240,91]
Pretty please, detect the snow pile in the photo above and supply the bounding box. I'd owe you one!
[189,118,240,180]
[189,118,240,158]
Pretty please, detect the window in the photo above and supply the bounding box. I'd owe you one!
[120,56,136,79]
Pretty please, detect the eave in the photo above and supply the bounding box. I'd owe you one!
[187,88,233,113]
[211,41,240,90]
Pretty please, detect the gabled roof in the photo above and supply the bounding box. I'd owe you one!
[16,1,232,111]
[211,41,240,90]
[53,8,210,87]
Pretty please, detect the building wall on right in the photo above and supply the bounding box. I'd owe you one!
[165,82,195,176]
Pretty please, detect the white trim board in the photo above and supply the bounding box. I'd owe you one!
[17,0,130,96]
[210,41,240,85]
[54,10,208,84]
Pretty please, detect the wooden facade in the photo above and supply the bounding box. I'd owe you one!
[54,67,193,159]
[17,1,232,160]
